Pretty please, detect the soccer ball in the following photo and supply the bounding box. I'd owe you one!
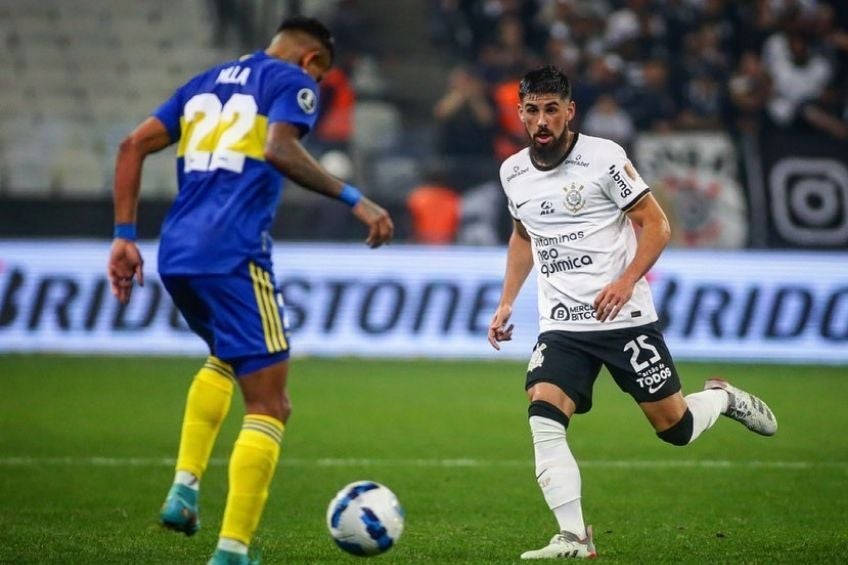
[326,480,404,556]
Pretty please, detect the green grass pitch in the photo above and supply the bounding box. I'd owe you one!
[1,355,846,564]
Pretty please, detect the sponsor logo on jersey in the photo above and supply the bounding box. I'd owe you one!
[607,164,633,199]
[506,165,529,182]
[636,367,672,394]
[528,343,547,372]
[550,303,596,321]
[563,182,585,214]
[540,200,555,215]
[297,88,317,114]
[516,199,531,209]
[539,254,593,277]
[531,232,584,246]
[565,153,590,168]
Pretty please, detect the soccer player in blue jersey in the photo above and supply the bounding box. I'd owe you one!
[107,16,393,565]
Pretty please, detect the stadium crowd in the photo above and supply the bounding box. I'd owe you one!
[1,0,846,245]
[394,0,846,244]
[429,0,848,150]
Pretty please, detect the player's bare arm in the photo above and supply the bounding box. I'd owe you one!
[264,122,393,248]
[594,193,671,322]
[489,219,534,350]
[109,117,172,304]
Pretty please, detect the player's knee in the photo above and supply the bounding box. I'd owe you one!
[656,409,694,446]
[528,400,570,430]
[244,393,290,424]
[269,391,292,423]
[280,394,292,423]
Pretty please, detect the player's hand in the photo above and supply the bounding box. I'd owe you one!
[488,303,515,351]
[593,277,635,323]
[352,197,394,248]
[108,239,144,304]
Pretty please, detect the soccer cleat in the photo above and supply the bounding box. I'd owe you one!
[207,549,259,565]
[704,378,778,436]
[520,525,597,560]
[160,483,200,536]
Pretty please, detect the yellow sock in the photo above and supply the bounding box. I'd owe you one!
[174,356,235,479]
[219,414,284,545]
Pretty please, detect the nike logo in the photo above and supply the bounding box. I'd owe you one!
[648,380,668,394]
[516,199,531,209]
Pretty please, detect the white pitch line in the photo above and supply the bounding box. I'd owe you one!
[0,456,845,470]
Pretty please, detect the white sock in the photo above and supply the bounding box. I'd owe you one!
[217,537,249,555]
[529,415,585,537]
[684,389,729,444]
[174,470,199,491]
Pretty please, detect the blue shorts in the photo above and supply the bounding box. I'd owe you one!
[161,261,291,377]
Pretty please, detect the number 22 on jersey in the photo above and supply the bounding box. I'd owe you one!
[179,93,260,174]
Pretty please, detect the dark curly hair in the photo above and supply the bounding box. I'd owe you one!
[519,65,571,101]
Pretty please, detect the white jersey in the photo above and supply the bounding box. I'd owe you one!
[500,132,658,332]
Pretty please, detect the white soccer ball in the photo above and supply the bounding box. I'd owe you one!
[326,480,405,556]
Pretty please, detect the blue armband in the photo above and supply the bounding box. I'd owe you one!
[114,223,137,241]
[339,184,363,207]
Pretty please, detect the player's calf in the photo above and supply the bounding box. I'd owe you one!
[656,409,694,446]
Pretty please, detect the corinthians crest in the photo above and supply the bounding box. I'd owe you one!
[563,182,585,214]
[528,343,547,372]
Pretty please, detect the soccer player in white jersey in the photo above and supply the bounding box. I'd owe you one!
[488,65,778,560]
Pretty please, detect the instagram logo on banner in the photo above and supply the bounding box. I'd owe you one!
[769,158,848,246]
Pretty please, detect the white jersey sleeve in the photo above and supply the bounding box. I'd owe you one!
[601,142,651,211]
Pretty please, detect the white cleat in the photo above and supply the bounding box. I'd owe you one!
[520,525,597,560]
[704,378,778,436]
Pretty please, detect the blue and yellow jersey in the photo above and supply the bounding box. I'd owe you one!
[152,50,319,275]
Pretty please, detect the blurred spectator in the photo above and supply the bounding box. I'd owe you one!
[311,65,356,152]
[676,71,727,131]
[433,65,498,189]
[581,93,635,148]
[406,168,461,245]
[350,55,388,98]
[663,0,699,56]
[478,14,540,81]
[208,0,257,49]
[731,0,784,54]
[763,30,833,127]
[814,3,848,64]
[491,75,527,161]
[429,0,475,59]
[605,0,666,64]
[433,65,497,159]
[537,1,608,59]
[670,24,729,108]
[798,82,848,139]
[429,0,540,61]
[327,0,373,55]
[728,50,771,133]
[544,34,582,79]
[615,59,677,132]
[561,4,607,58]
[571,54,624,112]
